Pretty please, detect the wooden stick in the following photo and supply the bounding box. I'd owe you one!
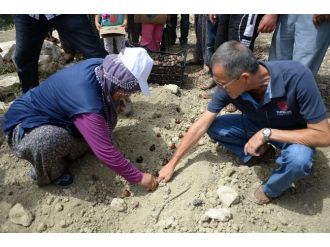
[155,186,190,223]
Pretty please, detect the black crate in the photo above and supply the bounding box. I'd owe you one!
[148,50,187,87]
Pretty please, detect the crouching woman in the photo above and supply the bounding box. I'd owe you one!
[2,48,158,191]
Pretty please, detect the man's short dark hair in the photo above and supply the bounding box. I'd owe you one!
[211,40,259,79]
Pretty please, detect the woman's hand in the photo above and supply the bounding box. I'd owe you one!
[140,173,159,191]
[95,22,101,32]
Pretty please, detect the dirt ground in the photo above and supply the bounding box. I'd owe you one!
[1,22,330,233]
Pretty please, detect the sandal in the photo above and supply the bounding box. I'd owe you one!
[198,77,216,90]
[223,103,237,113]
[248,185,271,205]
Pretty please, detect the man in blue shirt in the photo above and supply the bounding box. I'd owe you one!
[158,40,330,204]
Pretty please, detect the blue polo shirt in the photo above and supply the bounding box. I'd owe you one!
[207,61,327,130]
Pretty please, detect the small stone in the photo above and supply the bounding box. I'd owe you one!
[175,107,181,113]
[9,203,34,227]
[37,223,47,232]
[217,186,240,207]
[149,144,156,152]
[164,84,179,94]
[165,187,171,195]
[168,143,176,150]
[192,199,204,207]
[110,198,127,212]
[205,208,232,222]
[156,132,161,138]
[55,204,64,212]
[46,197,54,205]
[171,136,180,144]
[178,133,184,139]
[59,219,67,228]
[131,201,139,209]
[136,156,143,163]
[163,216,176,229]
[175,118,181,124]
[200,214,210,223]
[164,124,171,130]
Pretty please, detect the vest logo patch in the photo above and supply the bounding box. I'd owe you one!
[276,100,292,116]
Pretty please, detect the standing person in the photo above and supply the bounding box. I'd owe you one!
[14,14,107,93]
[3,47,158,191]
[186,14,207,66]
[169,14,190,47]
[127,14,141,45]
[268,14,330,76]
[140,15,167,52]
[158,41,330,204]
[95,14,128,54]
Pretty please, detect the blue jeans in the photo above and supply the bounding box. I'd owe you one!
[269,14,330,76]
[207,114,315,198]
[14,14,107,93]
[206,18,218,67]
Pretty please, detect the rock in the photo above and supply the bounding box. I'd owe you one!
[55,204,64,212]
[163,216,176,229]
[38,55,59,76]
[205,208,232,222]
[40,40,62,61]
[9,203,34,227]
[131,201,140,209]
[59,219,68,228]
[164,84,179,94]
[192,199,204,207]
[217,186,240,207]
[37,223,47,232]
[0,73,20,102]
[3,43,15,63]
[200,214,210,223]
[171,136,180,144]
[110,198,127,212]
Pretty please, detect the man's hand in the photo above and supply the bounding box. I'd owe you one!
[139,173,158,191]
[257,14,278,33]
[157,162,175,183]
[244,130,266,156]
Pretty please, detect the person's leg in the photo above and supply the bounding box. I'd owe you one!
[179,14,189,46]
[140,23,154,50]
[214,14,230,51]
[9,124,89,186]
[293,14,330,76]
[206,18,218,67]
[262,143,315,198]
[52,14,107,58]
[153,24,164,52]
[103,36,114,54]
[14,15,50,93]
[268,14,296,61]
[227,14,261,50]
[206,114,260,163]
[115,35,126,53]
[169,14,178,45]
